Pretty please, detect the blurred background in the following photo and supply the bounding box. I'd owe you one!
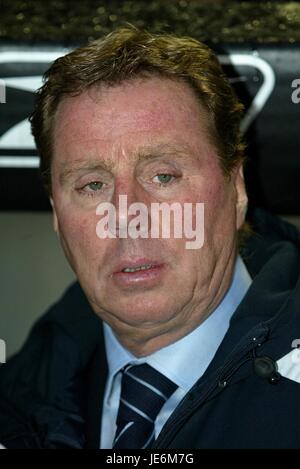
[0,0,300,358]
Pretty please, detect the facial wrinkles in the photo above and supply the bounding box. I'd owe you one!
[54,136,217,200]
[53,77,213,165]
[90,79,202,135]
[49,77,241,356]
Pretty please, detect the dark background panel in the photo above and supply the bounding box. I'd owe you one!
[1,44,299,213]
[0,1,300,213]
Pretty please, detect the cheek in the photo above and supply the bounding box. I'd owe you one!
[205,187,237,247]
[184,172,236,248]
[180,181,225,229]
[57,207,101,259]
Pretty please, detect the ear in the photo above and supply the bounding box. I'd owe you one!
[234,164,248,230]
[50,197,59,234]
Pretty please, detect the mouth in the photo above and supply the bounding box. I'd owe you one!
[112,259,165,287]
[121,263,156,273]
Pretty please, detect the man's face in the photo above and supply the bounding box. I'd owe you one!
[51,76,247,355]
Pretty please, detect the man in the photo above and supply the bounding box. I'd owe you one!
[0,26,300,449]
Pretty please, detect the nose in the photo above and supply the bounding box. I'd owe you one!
[111,177,151,238]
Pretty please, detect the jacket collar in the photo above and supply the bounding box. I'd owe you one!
[85,329,108,449]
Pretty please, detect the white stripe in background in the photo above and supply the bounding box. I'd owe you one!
[0,156,40,168]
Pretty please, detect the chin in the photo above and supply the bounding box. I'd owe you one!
[112,298,177,325]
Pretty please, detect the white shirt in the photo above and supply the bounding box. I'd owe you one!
[100,255,252,448]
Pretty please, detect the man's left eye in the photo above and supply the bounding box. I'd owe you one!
[153,174,174,184]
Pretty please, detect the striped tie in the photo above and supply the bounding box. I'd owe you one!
[113,363,177,449]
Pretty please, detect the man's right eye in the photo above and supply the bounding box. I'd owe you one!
[79,181,104,196]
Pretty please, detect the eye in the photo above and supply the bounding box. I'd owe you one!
[78,181,104,196]
[153,174,175,185]
[86,181,103,191]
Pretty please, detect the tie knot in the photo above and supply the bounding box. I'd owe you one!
[113,363,177,448]
[125,363,177,398]
[119,363,177,423]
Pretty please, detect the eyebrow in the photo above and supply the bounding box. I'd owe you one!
[136,143,189,164]
[58,142,190,185]
[59,161,113,185]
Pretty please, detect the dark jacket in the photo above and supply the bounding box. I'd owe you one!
[1,209,300,449]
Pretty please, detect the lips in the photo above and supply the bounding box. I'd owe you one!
[112,258,165,288]
[113,258,162,274]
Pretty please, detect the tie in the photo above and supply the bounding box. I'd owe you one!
[113,363,177,449]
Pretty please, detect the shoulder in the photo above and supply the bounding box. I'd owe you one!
[0,282,103,448]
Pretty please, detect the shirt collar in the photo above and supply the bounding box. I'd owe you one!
[104,255,252,392]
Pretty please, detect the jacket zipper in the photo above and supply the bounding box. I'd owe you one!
[153,333,267,448]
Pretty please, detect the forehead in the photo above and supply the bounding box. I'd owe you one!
[52,76,214,165]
